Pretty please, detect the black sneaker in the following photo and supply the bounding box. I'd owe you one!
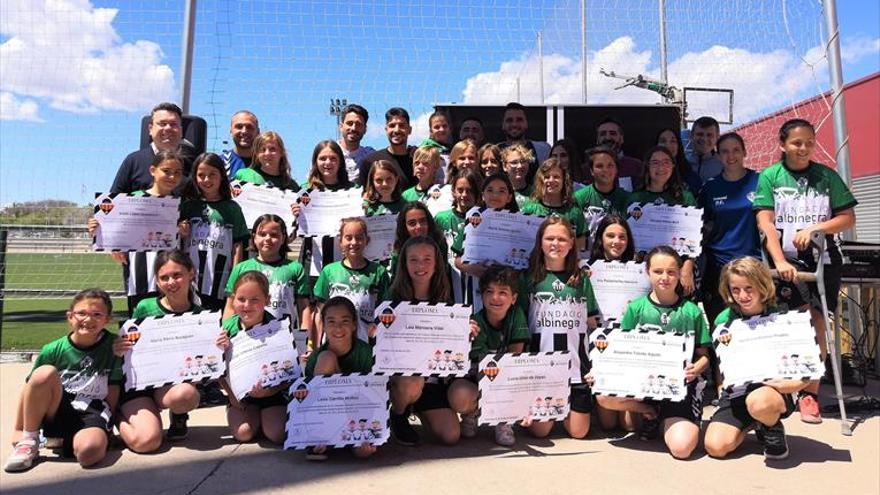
[390,411,420,446]
[759,421,789,460]
[167,413,189,441]
[639,416,661,441]
[305,446,328,461]
[199,382,228,407]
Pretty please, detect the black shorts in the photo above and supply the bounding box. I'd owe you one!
[241,391,288,409]
[120,388,156,405]
[710,384,796,431]
[570,383,594,414]
[413,380,450,412]
[44,394,111,458]
[647,380,704,424]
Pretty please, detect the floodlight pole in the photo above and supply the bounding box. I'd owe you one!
[179,0,198,113]
[822,0,853,196]
[538,31,545,104]
[581,0,588,103]
[658,0,669,91]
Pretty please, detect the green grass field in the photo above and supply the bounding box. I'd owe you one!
[2,253,126,351]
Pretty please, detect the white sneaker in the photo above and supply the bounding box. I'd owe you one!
[4,438,39,473]
[494,424,515,446]
[460,413,478,438]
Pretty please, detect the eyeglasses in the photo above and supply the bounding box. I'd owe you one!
[70,311,107,320]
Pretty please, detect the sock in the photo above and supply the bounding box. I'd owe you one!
[22,430,39,441]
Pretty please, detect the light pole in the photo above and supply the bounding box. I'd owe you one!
[329,98,348,141]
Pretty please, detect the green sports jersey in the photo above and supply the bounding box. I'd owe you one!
[225,258,311,324]
[628,189,697,207]
[752,161,857,265]
[30,330,123,407]
[520,270,599,382]
[180,199,250,299]
[132,297,202,318]
[363,198,406,216]
[314,260,390,341]
[620,295,711,350]
[304,338,374,376]
[435,208,473,304]
[401,185,431,202]
[469,306,530,363]
[222,311,276,339]
[234,167,301,192]
[574,184,631,243]
[521,200,586,237]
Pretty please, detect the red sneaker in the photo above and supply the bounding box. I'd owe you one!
[798,393,822,424]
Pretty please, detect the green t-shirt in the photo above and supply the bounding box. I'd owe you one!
[574,184,631,241]
[304,338,374,376]
[521,200,587,237]
[752,161,857,265]
[225,258,311,323]
[132,297,201,319]
[620,295,711,351]
[30,330,123,406]
[314,260,390,341]
[179,198,250,299]
[402,185,431,203]
[363,198,406,216]
[469,306,531,363]
[628,189,697,207]
[234,167,301,192]
[221,311,276,339]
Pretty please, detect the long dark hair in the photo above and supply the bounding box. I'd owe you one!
[307,140,351,189]
[394,202,446,253]
[778,118,815,163]
[187,152,232,200]
[588,214,635,263]
[248,214,290,257]
[654,128,689,184]
[642,145,685,203]
[527,216,582,287]
[390,236,451,303]
[481,172,519,212]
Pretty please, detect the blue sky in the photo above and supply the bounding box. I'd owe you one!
[1,0,878,206]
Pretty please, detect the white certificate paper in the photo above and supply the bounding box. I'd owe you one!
[362,213,397,262]
[580,260,652,324]
[478,352,571,426]
[713,310,823,392]
[226,316,301,401]
[120,311,225,391]
[424,184,454,218]
[372,301,471,377]
[460,207,544,270]
[231,180,298,231]
[296,187,365,237]
[284,374,390,450]
[93,193,180,252]
[589,324,693,401]
[626,203,704,257]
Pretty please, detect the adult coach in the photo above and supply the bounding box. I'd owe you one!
[497,102,550,186]
[594,117,644,192]
[360,107,417,186]
[222,111,259,178]
[338,104,374,186]
[686,116,724,187]
[110,102,195,194]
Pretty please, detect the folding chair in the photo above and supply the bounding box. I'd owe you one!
[761,229,852,436]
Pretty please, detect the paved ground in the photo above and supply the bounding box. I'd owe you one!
[0,362,878,495]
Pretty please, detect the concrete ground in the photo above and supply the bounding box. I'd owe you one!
[0,362,877,495]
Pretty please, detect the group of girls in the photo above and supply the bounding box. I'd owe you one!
[6,117,857,472]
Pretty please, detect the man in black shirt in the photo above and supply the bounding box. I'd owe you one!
[360,107,416,187]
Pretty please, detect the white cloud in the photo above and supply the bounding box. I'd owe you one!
[454,35,880,126]
[0,92,44,122]
[0,0,175,120]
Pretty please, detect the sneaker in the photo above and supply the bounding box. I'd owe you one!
[494,424,516,446]
[460,413,478,438]
[43,437,64,450]
[305,446,328,461]
[390,411,420,446]
[167,412,189,441]
[759,421,789,460]
[798,393,822,424]
[199,382,228,407]
[4,438,39,473]
[639,416,661,441]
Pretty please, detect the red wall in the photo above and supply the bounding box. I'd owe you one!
[733,73,879,178]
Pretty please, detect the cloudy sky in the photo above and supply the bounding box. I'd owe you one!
[1,0,878,204]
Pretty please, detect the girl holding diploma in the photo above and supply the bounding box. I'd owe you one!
[219,271,288,444]
[521,157,588,251]
[753,118,857,424]
[304,297,376,461]
[477,143,502,178]
[520,216,599,440]
[234,131,301,191]
[387,236,460,447]
[390,202,449,276]
[179,153,249,310]
[628,146,698,295]
[452,172,519,280]
[435,169,481,304]
[115,250,219,451]
[313,218,390,345]
[88,150,187,314]
[444,139,478,181]
[597,246,710,459]
[363,160,406,216]
[703,257,811,460]
[501,144,534,205]
[224,215,312,342]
